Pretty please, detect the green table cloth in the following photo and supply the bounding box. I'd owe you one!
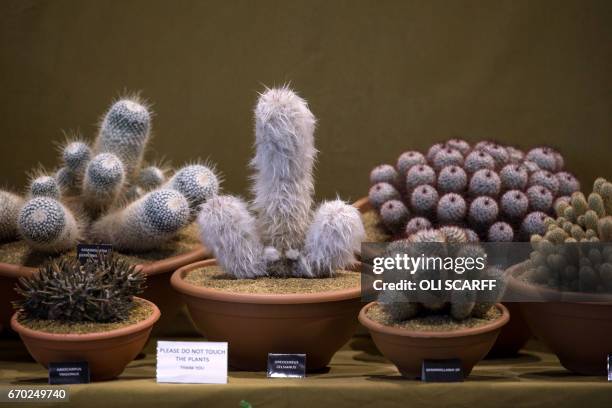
[0,335,610,408]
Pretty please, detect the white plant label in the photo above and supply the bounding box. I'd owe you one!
[156,341,228,384]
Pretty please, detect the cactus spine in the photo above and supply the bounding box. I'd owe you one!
[0,190,24,242]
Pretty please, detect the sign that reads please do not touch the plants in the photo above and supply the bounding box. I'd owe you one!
[156,341,228,384]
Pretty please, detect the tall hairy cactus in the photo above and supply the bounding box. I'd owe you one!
[95,98,151,181]
[91,189,191,252]
[2,95,220,255]
[251,87,317,253]
[198,87,364,279]
[0,190,24,242]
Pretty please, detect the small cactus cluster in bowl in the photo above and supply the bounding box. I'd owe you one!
[525,177,612,293]
[0,96,220,257]
[368,139,580,243]
[377,226,504,323]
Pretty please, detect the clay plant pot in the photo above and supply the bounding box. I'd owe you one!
[353,196,531,357]
[0,246,209,335]
[358,302,509,379]
[10,297,160,381]
[171,259,362,371]
[507,261,612,375]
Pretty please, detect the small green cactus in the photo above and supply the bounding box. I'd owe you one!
[526,178,612,293]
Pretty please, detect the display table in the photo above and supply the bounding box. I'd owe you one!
[0,335,610,408]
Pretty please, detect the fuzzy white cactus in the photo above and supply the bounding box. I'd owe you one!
[197,87,364,279]
[56,139,91,194]
[251,86,317,253]
[198,195,266,279]
[0,190,24,242]
[297,200,365,277]
[91,189,190,252]
[18,197,80,253]
[138,165,166,190]
[95,98,151,181]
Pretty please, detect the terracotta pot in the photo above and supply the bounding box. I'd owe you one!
[353,195,531,357]
[0,246,209,335]
[11,297,160,381]
[171,259,362,371]
[359,302,509,379]
[507,262,612,375]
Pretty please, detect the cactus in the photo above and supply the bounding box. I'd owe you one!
[525,178,612,292]
[0,190,24,242]
[138,165,166,190]
[378,228,503,323]
[367,139,578,242]
[17,197,80,253]
[28,175,60,199]
[166,164,219,214]
[197,195,266,279]
[91,189,190,252]
[82,153,126,215]
[95,97,151,181]
[198,87,364,279]
[1,95,220,255]
[14,255,145,323]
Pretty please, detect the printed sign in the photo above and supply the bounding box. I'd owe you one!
[76,244,112,264]
[267,354,306,378]
[48,362,90,385]
[156,341,228,384]
[421,359,464,382]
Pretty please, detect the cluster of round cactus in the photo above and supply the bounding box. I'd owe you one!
[0,96,220,254]
[379,226,504,322]
[368,139,580,243]
[526,178,612,293]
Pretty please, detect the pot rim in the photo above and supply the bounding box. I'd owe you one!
[506,261,612,304]
[171,259,362,305]
[0,246,210,279]
[353,196,371,213]
[358,301,509,339]
[10,297,160,342]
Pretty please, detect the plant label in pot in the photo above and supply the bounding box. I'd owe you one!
[267,354,306,378]
[421,359,463,382]
[49,362,90,384]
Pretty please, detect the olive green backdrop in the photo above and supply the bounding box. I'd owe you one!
[1,0,610,202]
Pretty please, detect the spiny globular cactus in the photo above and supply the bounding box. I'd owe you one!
[378,227,504,322]
[14,255,145,323]
[526,178,612,293]
[367,139,579,243]
[4,96,220,255]
[198,86,364,279]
